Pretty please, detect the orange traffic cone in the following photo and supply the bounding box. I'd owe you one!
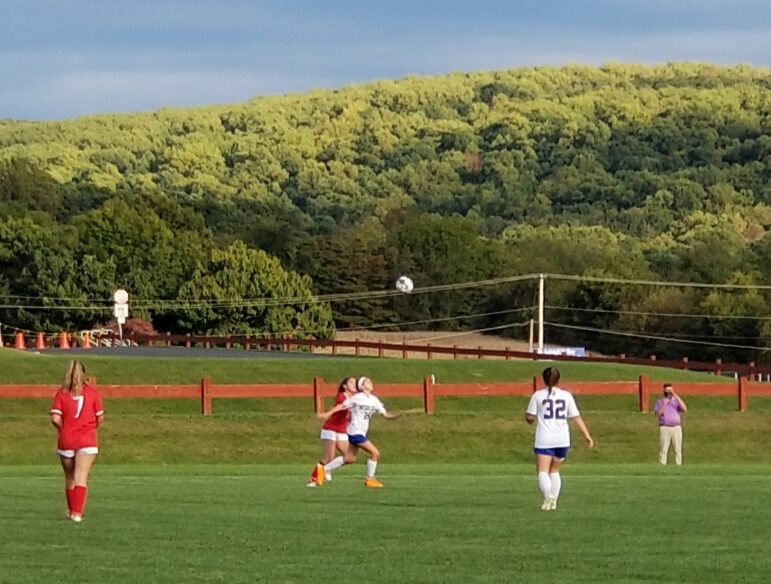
[14,331,25,350]
[35,332,45,349]
[81,333,92,349]
[58,332,70,349]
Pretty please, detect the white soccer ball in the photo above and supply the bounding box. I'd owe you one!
[395,275,414,294]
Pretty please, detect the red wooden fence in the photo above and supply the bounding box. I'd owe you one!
[3,376,770,415]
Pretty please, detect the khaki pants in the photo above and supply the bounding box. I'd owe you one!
[659,425,683,465]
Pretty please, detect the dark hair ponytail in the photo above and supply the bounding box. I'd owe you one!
[542,367,560,397]
[337,377,354,393]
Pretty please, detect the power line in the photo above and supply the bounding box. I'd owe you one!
[546,273,771,291]
[546,305,771,321]
[545,321,771,352]
[405,321,531,344]
[0,273,539,310]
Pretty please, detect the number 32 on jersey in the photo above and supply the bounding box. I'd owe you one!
[542,399,566,420]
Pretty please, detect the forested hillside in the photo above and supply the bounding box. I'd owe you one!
[2,63,771,361]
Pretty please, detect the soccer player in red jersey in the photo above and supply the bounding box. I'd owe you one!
[307,376,356,487]
[50,360,104,523]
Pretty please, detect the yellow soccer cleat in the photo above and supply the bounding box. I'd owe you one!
[364,478,384,488]
[315,464,325,486]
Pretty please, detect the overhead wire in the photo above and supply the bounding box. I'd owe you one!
[545,322,771,352]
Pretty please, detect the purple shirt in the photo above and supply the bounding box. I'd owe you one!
[654,398,683,426]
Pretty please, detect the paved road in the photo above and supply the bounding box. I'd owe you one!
[38,347,334,359]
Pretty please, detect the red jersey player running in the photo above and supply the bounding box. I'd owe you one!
[50,360,104,523]
[307,376,356,487]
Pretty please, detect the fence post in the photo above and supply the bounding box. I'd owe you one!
[427,343,432,360]
[715,358,722,377]
[355,339,361,357]
[477,345,483,360]
[200,377,212,416]
[505,347,511,361]
[738,376,748,412]
[749,361,756,382]
[378,341,384,358]
[532,376,538,393]
[638,375,650,413]
[423,376,435,415]
[453,344,458,360]
[402,341,407,359]
[682,356,689,370]
[313,377,324,414]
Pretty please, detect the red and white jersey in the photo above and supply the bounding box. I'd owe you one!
[50,385,104,450]
[323,392,350,433]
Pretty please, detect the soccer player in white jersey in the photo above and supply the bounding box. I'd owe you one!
[317,376,399,488]
[525,367,594,511]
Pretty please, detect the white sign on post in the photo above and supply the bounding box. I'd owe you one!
[113,303,129,323]
[112,289,129,342]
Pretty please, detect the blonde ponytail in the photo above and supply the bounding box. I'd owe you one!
[63,360,86,396]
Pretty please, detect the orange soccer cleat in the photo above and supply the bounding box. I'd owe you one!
[364,477,384,488]
[315,463,325,486]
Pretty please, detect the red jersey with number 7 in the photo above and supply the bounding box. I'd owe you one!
[50,385,104,450]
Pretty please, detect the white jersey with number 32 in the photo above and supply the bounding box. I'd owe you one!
[526,387,580,448]
[343,393,386,436]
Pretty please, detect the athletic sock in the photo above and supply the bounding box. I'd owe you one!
[71,486,87,515]
[66,487,75,512]
[324,456,345,473]
[549,473,562,499]
[366,459,378,479]
[537,472,552,498]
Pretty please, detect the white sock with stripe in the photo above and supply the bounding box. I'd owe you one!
[538,472,552,498]
[324,457,345,472]
[549,473,562,499]
[366,459,378,479]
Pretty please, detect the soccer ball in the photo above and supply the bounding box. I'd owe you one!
[395,275,414,294]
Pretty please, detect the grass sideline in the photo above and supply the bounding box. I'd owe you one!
[3,396,770,465]
[2,464,771,584]
[0,347,724,384]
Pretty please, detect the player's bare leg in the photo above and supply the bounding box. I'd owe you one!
[70,453,97,522]
[59,456,76,518]
[356,441,383,487]
[322,442,357,482]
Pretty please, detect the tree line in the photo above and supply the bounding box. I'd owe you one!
[1,63,771,361]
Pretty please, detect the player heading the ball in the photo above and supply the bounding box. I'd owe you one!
[316,376,399,488]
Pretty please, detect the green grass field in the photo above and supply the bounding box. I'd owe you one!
[2,350,770,582]
[0,347,725,384]
[3,464,771,584]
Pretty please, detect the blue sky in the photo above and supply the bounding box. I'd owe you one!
[2,0,770,120]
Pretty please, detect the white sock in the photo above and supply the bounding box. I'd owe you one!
[537,472,552,498]
[366,459,378,479]
[549,473,561,499]
[324,457,345,472]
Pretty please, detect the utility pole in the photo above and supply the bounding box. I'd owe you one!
[537,274,545,353]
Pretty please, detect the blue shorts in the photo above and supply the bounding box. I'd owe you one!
[348,434,369,445]
[534,447,569,459]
